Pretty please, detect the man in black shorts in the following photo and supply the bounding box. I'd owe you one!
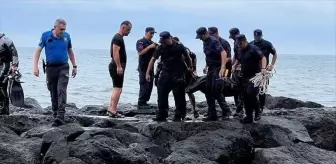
[107,20,132,118]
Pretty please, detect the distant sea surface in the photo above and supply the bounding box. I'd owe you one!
[17,47,336,108]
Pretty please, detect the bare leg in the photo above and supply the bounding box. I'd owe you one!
[187,93,199,118]
[109,88,122,113]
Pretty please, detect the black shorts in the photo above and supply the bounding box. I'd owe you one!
[109,62,125,88]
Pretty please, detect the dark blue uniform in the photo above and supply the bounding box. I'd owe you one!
[236,42,264,121]
[136,37,155,106]
[154,32,191,121]
[250,39,276,110]
[202,35,231,119]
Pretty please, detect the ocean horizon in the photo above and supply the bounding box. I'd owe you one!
[16,47,336,108]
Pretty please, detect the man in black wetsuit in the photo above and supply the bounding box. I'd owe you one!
[136,27,158,109]
[250,29,278,113]
[146,31,192,122]
[0,33,19,115]
[233,34,267,124]
[196,27,231,121]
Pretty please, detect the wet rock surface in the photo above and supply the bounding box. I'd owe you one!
[0,95,334,164]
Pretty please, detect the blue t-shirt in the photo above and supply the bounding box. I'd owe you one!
[38,30,72,64]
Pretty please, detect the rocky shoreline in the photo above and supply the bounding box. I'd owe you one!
[0,94,335,164]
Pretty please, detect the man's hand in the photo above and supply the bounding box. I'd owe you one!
[149,43,157,49]
[33,67,39,77]
[261,68,267,74]
[267,64,273,71]
[72,67,77,78]
[219,68,225,77]
[117,66,123,75]
[146,73,151,82]
[203,66,208,74]
[11,65,18,71]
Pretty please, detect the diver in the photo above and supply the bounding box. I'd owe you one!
[250,29,278,113]
[195,27,231,121]
[233,34,267,124]
[146,31,193,122]
[0,32,19,115]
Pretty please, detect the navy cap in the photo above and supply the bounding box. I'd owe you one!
[229,28,240,38]
[236,34,247,43]
[195,27,207,39]
[159,31,171,39]
[254,29,262,36]
[208,27,218,35]
[145,27,156,33]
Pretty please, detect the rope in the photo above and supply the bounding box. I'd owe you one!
[249,68,276,95]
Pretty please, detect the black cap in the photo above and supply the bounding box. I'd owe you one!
[208,27,218,35]
[254,29,262,36]
[145,27,156,33]
[229,28,240,38]
[236,34,247,43]
[159,31,171,39]
[195,27,207,39]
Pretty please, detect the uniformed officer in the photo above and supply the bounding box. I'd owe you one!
[229,27,244,117]
[33,18,78,126]
[233,34,267,124]
[136,27,158,109]
[250,29,278,112]
[0,33,19,115]
[146,31,192,122]
[195,27,231,121]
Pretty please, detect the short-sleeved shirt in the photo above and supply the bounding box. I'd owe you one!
[203,36,224,68]
[237,44,264,78]
[136,37,155,71]
[153,41,188,74]
[110,33,127,66]
[38,30,72,65]
[218,37,231,58]
[250,39,276,64]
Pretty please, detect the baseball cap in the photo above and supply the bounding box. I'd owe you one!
[254,29,262,36]
[236,34,247,43]
[208,27,218,35]
[145,27,156,33]
[229,28,240,38]
[159,31,171,39]
[195,27,207,39]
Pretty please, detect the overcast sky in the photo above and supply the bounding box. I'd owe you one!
[1,0,335,55]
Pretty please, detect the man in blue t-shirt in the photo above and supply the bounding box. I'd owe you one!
[33,18,78,127]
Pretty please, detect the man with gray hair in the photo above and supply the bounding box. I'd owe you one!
[33,18,77,126]
[0,32,19,115]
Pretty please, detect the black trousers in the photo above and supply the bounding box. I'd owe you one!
[46,63,69,119]
[232,70,244,112]
[206,67,230,118]
[138,69,154,104]
[0,62,10,114]
[242,79,260,118]
[157,71,186,119]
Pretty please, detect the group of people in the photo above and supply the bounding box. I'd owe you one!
[0,18,277,127]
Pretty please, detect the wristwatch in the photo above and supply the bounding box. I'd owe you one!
[73,65,77,68]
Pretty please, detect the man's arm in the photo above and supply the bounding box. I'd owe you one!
[182,46,192,69]
[214,40,227,69]
[255,47,266,70]
[34,34,46,70]
[137,41,155,55]
[147,46,160,75]
[111,36,122,67]
[67,35,77,67]
[269,42,277,66]
[3,36,19,67]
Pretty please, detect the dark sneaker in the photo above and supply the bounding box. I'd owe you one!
[202,116,218,122]
[254,111,262,121]
[233,110,244,118]
[137,102,152,109]
[107,111,125,118]
[221,111,232,120]
[193,111,200,119]
[240,116,253,124]
[172,116,182,122]
[152,117,167,122]
[52,118,66,127]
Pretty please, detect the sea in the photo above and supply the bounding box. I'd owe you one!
[16,47,336,108]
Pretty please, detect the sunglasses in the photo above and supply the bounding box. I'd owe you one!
[60,28,66,31]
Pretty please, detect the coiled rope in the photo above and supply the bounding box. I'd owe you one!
[249,68,276,95]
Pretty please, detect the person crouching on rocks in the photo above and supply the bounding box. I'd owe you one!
[233,34,267,124]
[146,31,193,122]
